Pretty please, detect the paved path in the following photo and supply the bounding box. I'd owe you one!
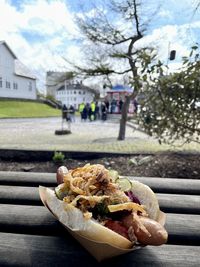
[0,116,154,153]
[0,116,198,153]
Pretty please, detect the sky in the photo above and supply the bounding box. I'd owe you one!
[0,0,200,93]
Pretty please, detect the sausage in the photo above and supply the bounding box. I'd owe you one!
[134,216,168,245]
[122,214,168,245]
[56,166,68,184]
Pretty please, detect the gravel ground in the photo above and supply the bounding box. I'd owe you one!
[0,117,199,153]
[0,117,200,178]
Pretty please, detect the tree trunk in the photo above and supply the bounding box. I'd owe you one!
[117,96,131,140]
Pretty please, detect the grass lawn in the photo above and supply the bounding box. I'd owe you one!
[0,100,61,118]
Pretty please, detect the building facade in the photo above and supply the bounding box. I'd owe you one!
[46,71,98,109]
[0,41,37,100]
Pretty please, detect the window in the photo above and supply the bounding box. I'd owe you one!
[0,77,2,88]
[13,82,18,89]
[74,91,76,94]
[6,81,10,89]
[28,81,32,91]
[74,97,76,101]
[83,91,86,95]
[79,91,81,94]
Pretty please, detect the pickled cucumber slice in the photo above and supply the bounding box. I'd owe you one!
[109,169,119,182]
[55,184,69,200]
[116,178,132,191]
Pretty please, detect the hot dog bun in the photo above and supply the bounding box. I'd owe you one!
[39,186,133,249]
[39,175,163,249]
[130,180,160,221]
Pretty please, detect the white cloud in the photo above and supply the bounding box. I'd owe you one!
[18,0,78,37]
[0,0,80,92]
[0,0,199,93]
[137,21,200,66]
[158,9,173,20]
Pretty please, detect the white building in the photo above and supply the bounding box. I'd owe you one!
[0,41,37,100]
[46,71,98,109]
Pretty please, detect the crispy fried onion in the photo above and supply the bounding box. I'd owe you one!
[61,164,142,216]
[63,164,120,197]
[108,202,147,215]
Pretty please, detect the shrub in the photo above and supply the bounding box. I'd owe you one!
[52,151,65,163]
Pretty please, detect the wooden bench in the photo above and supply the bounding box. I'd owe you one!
[0,171,200,266]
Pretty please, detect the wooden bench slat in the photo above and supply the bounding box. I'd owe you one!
[129,176,200,195]
[0,171,56,186]
[1,171,200,195]
[0,204,63,236]
[0,186,40,205]
[1,185,200,214]
[0,171,199,266]
[157,193,200,214]
[0,232,199,267]
[165,213,200,245]
[0,204,199,245]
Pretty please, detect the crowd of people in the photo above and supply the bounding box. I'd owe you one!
[79,101,107,121]
[62,98,138,123]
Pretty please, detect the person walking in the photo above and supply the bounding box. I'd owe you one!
[119,99,123,113]
[95,101,100,120]
[79,102,85,121]
[82,104,88,121]
[69,105,75,122]
[105,100,110,113]
[90,101,96,121]
[101,102,107,121]
[62,105,71,131]
[111,99,117,113]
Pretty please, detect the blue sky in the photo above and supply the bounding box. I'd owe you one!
[0,0,200,92]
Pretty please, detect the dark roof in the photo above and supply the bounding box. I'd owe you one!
[57,85,65,91]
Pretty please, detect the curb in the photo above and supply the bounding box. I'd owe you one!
[0,148,199,162]
[0,148,153,161]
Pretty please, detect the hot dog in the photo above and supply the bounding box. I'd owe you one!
[39,163,168,249]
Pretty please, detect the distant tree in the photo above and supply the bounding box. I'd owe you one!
[64,0,200,145]
[137,45,200,144]
[69,0,158,140]
[193,0,200,13]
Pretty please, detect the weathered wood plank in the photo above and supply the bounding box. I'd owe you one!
[0,171,199,267]
[0,204,199,245]
[129,176,200,195]
[157,193,200,214]
[1,186,200,214]
[0,186,40,205]
[0,171,56,187]
[165,213,200,245]
[0,232,199,267]
[1,171,200,195]
[0,204,63,235]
